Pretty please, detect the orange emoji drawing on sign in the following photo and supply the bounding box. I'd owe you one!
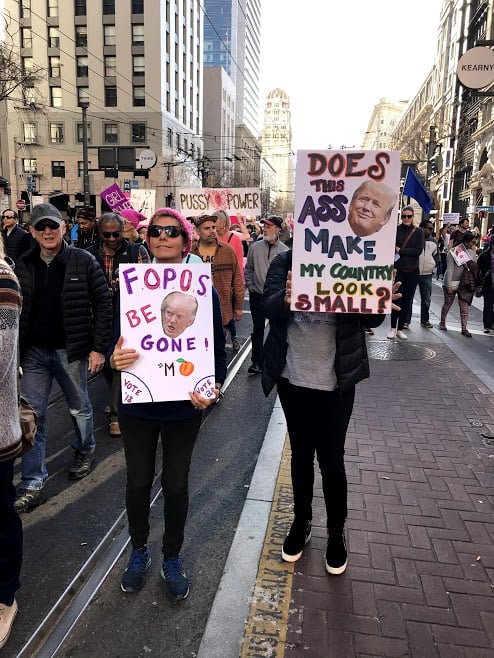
[177,358,194,376]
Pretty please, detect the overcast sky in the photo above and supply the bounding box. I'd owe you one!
[259,0,444,151]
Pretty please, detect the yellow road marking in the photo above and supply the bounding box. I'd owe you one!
[240,436,294,658]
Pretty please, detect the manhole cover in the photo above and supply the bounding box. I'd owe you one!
[368,340,436,361]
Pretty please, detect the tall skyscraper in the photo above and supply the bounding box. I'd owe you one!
[261,88,295,213]
[203,0,262,187]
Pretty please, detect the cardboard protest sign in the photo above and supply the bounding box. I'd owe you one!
[101,183,134,213]
[119,263,216,403]
[131,189,155,218]
[177,187,261,217]
[291,150,401,314]
[450,243,472,266]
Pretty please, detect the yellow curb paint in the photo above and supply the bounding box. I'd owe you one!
[240,436,294,658]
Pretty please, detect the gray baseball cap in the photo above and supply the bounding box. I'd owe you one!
[29,203,63,228]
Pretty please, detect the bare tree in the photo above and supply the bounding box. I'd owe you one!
[0,14,44,103]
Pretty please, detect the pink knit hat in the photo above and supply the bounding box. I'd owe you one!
[120,208,147,229]
[149,207,194,256]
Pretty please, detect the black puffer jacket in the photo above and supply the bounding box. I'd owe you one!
[16,241,113,361]
[261,250,384,395]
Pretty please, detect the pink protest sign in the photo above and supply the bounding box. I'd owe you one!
[100,183,134,213]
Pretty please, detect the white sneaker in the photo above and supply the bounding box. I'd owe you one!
[397,330,408,340]
[387,328,396,340]
[0,600,18,649]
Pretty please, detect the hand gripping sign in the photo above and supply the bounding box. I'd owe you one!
[119,263,216,403]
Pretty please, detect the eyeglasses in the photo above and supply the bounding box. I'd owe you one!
[34,220,60,231]
[147,225,182,239]
[1,215,15,219]
[101,231,122,239]
[402,214,414,219]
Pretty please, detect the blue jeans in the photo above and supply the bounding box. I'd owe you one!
[20,347,95,490]
[418,274,433,323]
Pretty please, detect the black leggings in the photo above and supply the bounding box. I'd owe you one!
[277,379,355,532]
[120,411,202,558]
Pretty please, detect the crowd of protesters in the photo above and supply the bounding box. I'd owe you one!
[2,198,494,651]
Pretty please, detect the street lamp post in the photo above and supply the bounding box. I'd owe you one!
[80,101,90,206]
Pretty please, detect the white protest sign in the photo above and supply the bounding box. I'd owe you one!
[130,189,156,219]
[119,263,216,403]
[450,243,472,266]
[177,187,261,217]
[291,150,401,315]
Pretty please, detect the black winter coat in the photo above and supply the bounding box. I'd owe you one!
[261,250,384,396]
[16,241,113,362]
[2,225,31,263]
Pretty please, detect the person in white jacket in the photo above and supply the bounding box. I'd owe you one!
[417,219,439,328]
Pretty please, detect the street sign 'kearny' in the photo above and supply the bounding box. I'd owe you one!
[457,47,494,89]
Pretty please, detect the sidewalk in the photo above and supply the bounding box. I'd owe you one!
[200,285,494,658]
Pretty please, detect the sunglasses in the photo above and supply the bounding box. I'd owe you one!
[401,214,414,219]
[34,220,60,231]
[1,215,15,219]
[101,231,122,239]
[148,225,182,239]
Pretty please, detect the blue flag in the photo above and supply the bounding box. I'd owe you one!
[403,167,433,214]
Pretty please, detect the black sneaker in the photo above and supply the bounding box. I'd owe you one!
[281,520,311,562]
[121,547,151,592]
[247,363,262,375]
[69,449,95,480]
[161,555,189,602]
[232,337,241,352]
[14,489,44,514]
[325,531,347,575]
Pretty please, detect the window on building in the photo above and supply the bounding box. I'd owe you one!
[49,122,64,143]
[131,123,146,143]
[23,123,37,143]
[105,86,117,106]
[22,57,34,73]
[47,0,59,17]
[49,56,60,78]
[131,24,144,45]
[48,27,60,48]
[104,25,116,46]
[133,55,145,77]
[104,55,117,76]
[23,88,36,105]
[104,123,118,143]
[77,86,89,106]
[133,86,145,107]
[76,56,88,77]
[131,0,144,13]
[76,122,91,143]
[20,0,31,18]
[50,87,62,107]
[21,28,32,49]
[103,0,115,14]
[75,25,87,47]
[167,128,172,147]
[74,0,86,16]
[51,161,65,177]
[176,133,180,150]
[22,158,37,174]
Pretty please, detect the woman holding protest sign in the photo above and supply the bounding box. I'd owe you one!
[110,207,226,602]
[439,231,478,336]
[261,250,401,575]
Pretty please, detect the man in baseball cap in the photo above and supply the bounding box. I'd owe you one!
[29,203,63,228]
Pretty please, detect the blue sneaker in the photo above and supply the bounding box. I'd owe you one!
[121,547,151,593]
[161,556,189,601]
